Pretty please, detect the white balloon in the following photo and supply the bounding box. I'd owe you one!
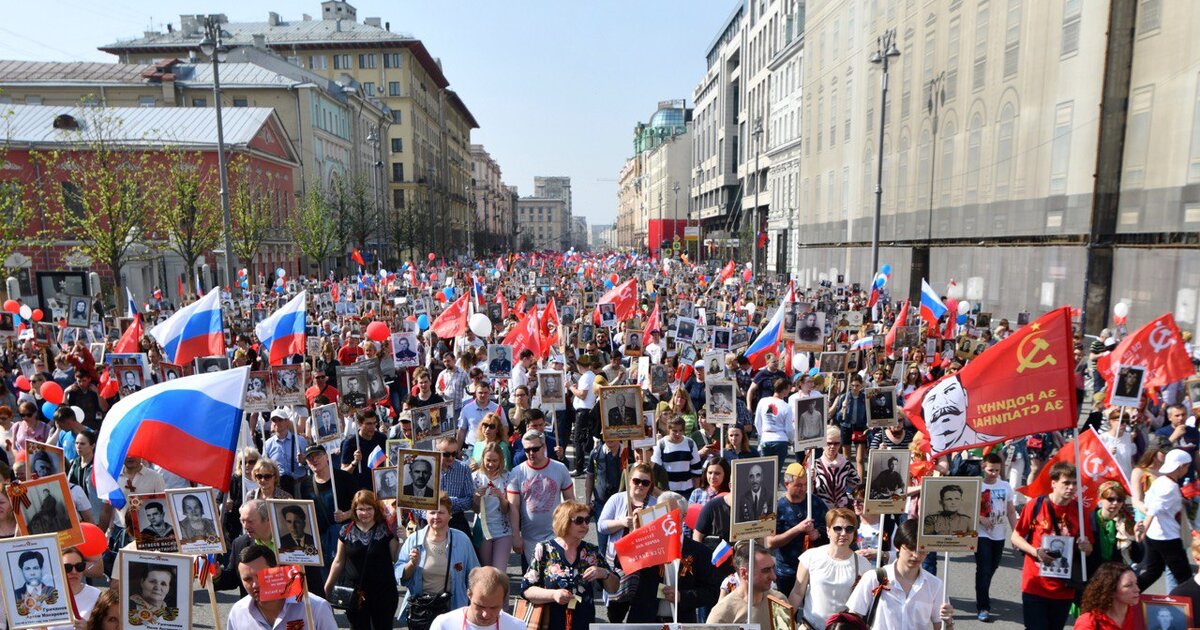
[792,352,809,374]
[744,303,757,315]
[957,301,971,315]
[18,304,31,320]
[468,312,493,338]
[71,406,85,424]
[1113,302,1129,318]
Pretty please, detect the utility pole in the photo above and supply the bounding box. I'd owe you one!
[869,29,901,283]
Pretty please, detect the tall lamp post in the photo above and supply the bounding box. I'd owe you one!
[868,29,900,282]
[199,16,238,296]
[751,117,763,274]
[911,71,945,302]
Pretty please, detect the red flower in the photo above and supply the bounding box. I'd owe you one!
[454,562,463,572]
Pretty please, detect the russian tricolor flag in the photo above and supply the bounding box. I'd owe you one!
[744,283,795,369]
[711,539,733,566]
[918,279,948,328]
[367,445,386,469]
[850,336,875,351]
[150,287,226,367]
[255,291,307,367]
[96,367,248,509]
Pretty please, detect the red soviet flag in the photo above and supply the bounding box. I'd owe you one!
[592,279,638,324]
[540,298,561,358]
[1096,313,1193,393]
[1018,427,1130,510]
[114,314,143,354]
[502,309,542,360]
[884,299,910,358]
[613,509,682,574]
[904,306,1078,459]
[716,259,736,284]
[430,294,470,339]
[645,298,662,336]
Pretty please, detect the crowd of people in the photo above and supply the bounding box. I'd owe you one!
[0,251,1196,630]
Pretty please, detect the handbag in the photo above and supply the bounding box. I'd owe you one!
[407,530,454,630]
[329,526,372,613]
[512,597,549,630]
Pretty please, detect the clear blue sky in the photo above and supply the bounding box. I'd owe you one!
[0,0,737,229]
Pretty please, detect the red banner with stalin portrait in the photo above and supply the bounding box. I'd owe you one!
[904,306,1078,459]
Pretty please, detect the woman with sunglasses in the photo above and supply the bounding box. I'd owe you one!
[48,547,99,630]
[599,463,660,622]
[472,443,512,571]
[12,400,48,453]
[521,500,617,630]
[469,412,510,471]
[788,507,873,628]
[246,459,293,502]
[221,447,261,541]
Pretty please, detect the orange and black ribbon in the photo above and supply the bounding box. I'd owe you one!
[6,480,29,509]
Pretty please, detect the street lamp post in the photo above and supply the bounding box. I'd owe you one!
[911,71,945,303]
[199,16,238,296]
[751,117,763,275]
[868,29,901,283]
[672,181,680,258]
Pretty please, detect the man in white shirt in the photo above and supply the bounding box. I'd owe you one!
[430,566,525,630]
[1138,448,1193,592]
[754,378,795,480]
[847,520,955,629]
[510,349,536,391]
[568,356,598,476]
[456,381,506,448]
[226,544,337,630]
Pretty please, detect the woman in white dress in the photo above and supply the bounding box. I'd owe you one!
[788,507,874,628]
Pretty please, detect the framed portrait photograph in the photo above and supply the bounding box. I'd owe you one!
[127,493,178,554]
[391,331,420,369]
[895,326,921,350]
[119,550,193,630]
[359,358,388,402]
[819,352,847,374]
[705,381,737,425]
[113,365,145,396]
[337,364,370,408]
[486,344,513,378]
[730,456,778,542]
[0,533,72,630]
[271,364,306,407]
[410,402,449,445]
[793,394,827,451]
[623,328,644,357]
[768,594,796,630]
[14,474,82,549]
[536,371,566,409]
[1110,364,1147,408]
[372,467,399,502]
[1017,311,1031,326]
[165,487,224,555]
[90,342,107,363]
[711,326,732,351]
[267,500,322,566]
[311,403,341,445]
[865,449,912,515]
[702,351,727,380]
[25,442,64,481]
[157,362,183,383]
[577,322,596,347]
[648,364,670,396]
[65,295,92,329]
[782,303,799,338]
[975,312,992,329]
[1037,534,1073,580]
[1140,594,1192,630]
[1187,377,1200,408]
[0,312,15,338]
[675,317,697,344]
[32,323,55,348]
[917,477,981,552]
[244,370,274,413]
[865,387,897,428]
[193,355,229,375]
[386,438,408,467]
[396,449,441,511]
[598,303,618,329]
[792,310,824,353]
[678,345,699,367]
[599,385,645,442]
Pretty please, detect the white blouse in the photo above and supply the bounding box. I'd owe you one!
[798,546,874,628]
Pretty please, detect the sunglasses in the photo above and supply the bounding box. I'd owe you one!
[630,477,651,487]
[63,561,86,573]
[826,441,842,447]
[569,515,590,526]
[482,424,496,429]
[19,413,33,418]
[830,525,857,534]
[440,451,458,458]
[254,474,275,481]
[524,445,543,454]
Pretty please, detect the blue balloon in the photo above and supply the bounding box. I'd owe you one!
[11,314,20,326]
[443,287,456,300]
[41,401,57,418]
[957,314,968,325]
[881,264,892,275]
[417,314,430,330]
[604,280,614,289]
[807,367,820,377]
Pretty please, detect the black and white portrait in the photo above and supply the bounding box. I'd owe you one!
[600,385,645,441]
[865,387,897,428]
[1142,601,1190,630]
[648,364,670,395]
[578,323,596,346]
[397,450,441,511]
[1,535,70,630]
[486,302,504,325]
[312,403,340,444]
[1187,378,1200,409]
[561,304,577,323]
[793,395,827,450]
[820,352,847,375]
[679,345,699,366]
[675,317,697,343]
[373,467,399,501]
[1038,535,1073,579]
[894,326,921,351]
[536,371,565,402]
[130,494,177,554]
[337,365,370,408]
[194,355,229,374]
[25,442,63,481]
[731,457,777,541]
[794,310,824,352]
[391,332,420,368]
[865,449,912,514]
[269,500,322,566]
[245,371,272,413]
[917,477,981,552]
[66,296,92,329]
[705,381,736,424]
[114,365,144,396]
[158,362,182,383]
[271,365,305,406]
[16,474,82,549]
[487,344,513,378]
[1110,365,1146,408]
[167,488,223,555]
[702,351,726,380]
[119,551,192,630]
[712,326,732,351]
[624,329,643,357]
[599,303,617,328]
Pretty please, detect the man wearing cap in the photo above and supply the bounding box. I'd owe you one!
[297,444,358,564]
[1138,448,1193,592]
[263,409,307,496]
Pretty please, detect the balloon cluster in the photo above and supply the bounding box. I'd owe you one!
[2,300,43,325]
[956,300,972,325]
[872,264,893,291]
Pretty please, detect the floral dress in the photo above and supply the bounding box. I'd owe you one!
[520,538,610,629]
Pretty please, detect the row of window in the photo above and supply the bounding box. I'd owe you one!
[317,52,403,71]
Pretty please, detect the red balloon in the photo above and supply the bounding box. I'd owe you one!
[39,381,63,405]
[405,315,417,323]
[434,292,447,303]
[12,375,29,392]
[428,252,436,261]
[78,522,107,557]
[100,381,118,399]
[58,318,67,329]
[2,300,16,314]
[365,321,390,342]
[30,309,43,322]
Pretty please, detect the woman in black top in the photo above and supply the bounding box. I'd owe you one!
[325,490,399,630]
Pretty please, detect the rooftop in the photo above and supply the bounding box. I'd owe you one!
[0,103,280,150]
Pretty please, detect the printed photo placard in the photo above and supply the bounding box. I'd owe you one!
[165,487,225,555]
[0,534,72,630]
[917,477,981,553]
[118,550,193,630]
[267,500,323,566]
[730,456,778,542]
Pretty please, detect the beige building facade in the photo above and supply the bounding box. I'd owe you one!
[516,197,568,251]
[470,144,514,255]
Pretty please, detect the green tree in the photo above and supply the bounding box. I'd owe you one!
[0,106,39,274]
[290,185,339,277]
[227,155,273,274]
[31,106,157,300]
[329,173,378,253]
[156,149,221,280]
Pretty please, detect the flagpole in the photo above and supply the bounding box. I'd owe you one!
[672,558,680,624]
[939,552,949,630]
[746,539,754,625]
[876,515,886,568]
[206,579,223,630]
[806,449,813,519]
[1072,426,1088,578]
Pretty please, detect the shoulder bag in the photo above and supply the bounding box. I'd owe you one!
[512,596,550,630]
[328,525,370,612]
[407,529,454,630]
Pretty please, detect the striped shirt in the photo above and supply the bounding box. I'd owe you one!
[652,436,702,493]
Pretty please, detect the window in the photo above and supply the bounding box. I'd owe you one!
[994,103,1016,199]
[845,68,853,142]
[391,138,403,153]
[973,2,989,92]
[61,182,84,218]
[358,54,377,69]
[1049,102,1074,194]
[946,18,960,101]
[362,82,376,96]
[191,98,207,107]
[383,53,402,68]
[391,163,405,183]
[898,135,910,208]
[965,114,982,202]
[308,55,327,70]
[333,54,351,69]
[1061,0,1081,57]
[232,97,248,107]
[1123,86,1153,188]
[829,86,837,144]
[901,37,913,119]
[1003,0,1021,78]
[138,96,155,107]
[393,189,405,209]
[1138,0,1161,35]
[24,96,42,105]
[388,82,401,97]
[391,110,402,124]
[922,28,935,108]
[940,122,956,206]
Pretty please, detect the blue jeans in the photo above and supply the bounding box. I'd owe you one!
[922,550,938,575]
[974,538,1005,611]
[1022,592,1072,630]
[760,441,790,481]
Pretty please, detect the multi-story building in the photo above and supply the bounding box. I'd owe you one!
[765,3,805,275]
[738,0,783,274]
[470,144,514,255]
[570,216,589,251]
[800,0,1200,333]
[533,176,572,218]
[615,100,692,255]
[516,197,568,251]
[590,224,614,249]
[98,0,478,263]
[616,155,643,250]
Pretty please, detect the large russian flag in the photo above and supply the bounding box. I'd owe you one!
[918,279,948,328]
[96,367,248,509]
[745,283,795,369]
[255,290,307,366]
[150,287,226,366]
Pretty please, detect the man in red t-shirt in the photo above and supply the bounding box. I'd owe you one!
[1010,461,1093,630]
[305,371,339,408]
[336,333,363,366]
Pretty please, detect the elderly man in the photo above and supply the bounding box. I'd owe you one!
[227,544,337,630]
[429,566,525,630]
[215,500,274,594]
[508,430,575,563]
[263,409,307,496]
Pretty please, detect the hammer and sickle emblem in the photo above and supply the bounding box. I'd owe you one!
[1149,322,1175,352]
[1016,332,1057,373]
[661,517,679,537]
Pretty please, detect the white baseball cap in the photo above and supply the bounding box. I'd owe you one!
[1159,449,1192,475]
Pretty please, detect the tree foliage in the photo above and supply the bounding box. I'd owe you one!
[329,173,378,253]
[290,184,339,276]
[156,149,221,276]
[0,106,39,273]
[227,155,273,272]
